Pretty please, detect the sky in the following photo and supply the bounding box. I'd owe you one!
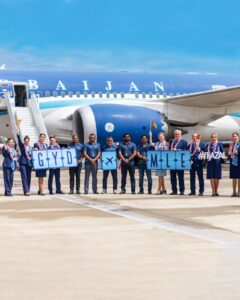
[0,0,240,74]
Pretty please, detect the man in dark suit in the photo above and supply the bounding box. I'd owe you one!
[188,133,205,196]
[169,130,188,195]
[48,135,64,195]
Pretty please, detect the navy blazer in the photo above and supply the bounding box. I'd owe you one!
[48,144,61,150]
[169,139,188,150]
[17,134,32,166]
[2,146,17,169]
[188,142,205,160]
[205,142,224,153]
[33,142,48,150]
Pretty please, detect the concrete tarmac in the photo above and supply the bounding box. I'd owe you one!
[0,166,240,300]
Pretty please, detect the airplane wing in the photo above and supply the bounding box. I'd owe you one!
[161,85,240,108]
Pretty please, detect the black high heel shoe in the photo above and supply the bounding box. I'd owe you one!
[38,190,45,196]
[160,190,167,195]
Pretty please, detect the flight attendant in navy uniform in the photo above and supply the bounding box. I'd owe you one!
[206,133,224,196]
[188,133,205,196]
[34,133,48,195]
[228,132,240,197]
[118,133,137,194]
[17,131,32,196]
[2,138,18,196]
[48,135,64,194]
[169,130,188,195]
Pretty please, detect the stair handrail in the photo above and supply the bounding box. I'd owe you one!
[28,95,49,144]
[5,92,19,147]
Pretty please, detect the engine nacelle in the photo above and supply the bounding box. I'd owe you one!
[73,104,168,144]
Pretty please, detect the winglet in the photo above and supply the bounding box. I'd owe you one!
[0,64,6,70]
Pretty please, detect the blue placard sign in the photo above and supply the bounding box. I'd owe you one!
[32,150,49,170]
[101,151,117,170]
[147,150,191,170]
[32,148,77,169]
[175,151,191,170]
[62,148,77,167]
[47,149,64,168]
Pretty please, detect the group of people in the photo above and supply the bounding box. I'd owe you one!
[1,129,240,197]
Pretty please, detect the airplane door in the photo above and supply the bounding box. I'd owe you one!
[14,84,28,107]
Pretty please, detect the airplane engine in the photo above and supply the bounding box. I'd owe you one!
[72,104,168,144]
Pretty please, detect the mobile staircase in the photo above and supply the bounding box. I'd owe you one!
[0,90,49,146]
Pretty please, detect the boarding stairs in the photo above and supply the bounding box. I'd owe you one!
[5,94,49,147]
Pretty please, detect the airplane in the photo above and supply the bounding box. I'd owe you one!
[105,156,114,166]
[1,68,240,145]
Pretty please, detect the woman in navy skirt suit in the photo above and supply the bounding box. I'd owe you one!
[206,133,224,196]
[228,132,240,197]
[17,131,33,196]
[34,133,48,195]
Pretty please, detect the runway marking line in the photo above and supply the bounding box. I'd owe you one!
[56,195,236,246]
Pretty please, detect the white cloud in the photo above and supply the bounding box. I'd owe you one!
[0,45,240,74]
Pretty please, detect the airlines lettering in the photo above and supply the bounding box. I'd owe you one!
[28,80,39,90]
[153,81,164,92]
[27,79,165,92]
[105,81,112,91]
[129,81,140,92]
[82,80,89,91]
[56,80,67,91]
